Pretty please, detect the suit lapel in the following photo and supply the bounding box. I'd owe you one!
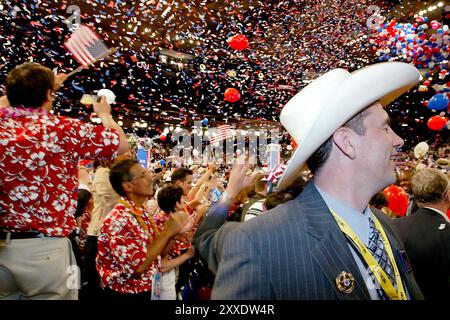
[298,182,371,300]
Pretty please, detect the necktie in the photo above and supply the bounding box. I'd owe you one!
[368,216,396,299]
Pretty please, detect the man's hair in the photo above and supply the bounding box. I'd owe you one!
[411,168,449,204]
[306,109,370,174]
[255,178,266,193]
[282,175,309,198]
[6,62,55,108]
[369,191,389,209]
[264,192,288,210]
[157,184,184,213]
[171,168,193,183]
[109,159,139,197]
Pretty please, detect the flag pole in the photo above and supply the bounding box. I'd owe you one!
[66,47,117,78]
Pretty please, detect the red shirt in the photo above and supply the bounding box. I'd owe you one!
[0,107,119,237]
[97,199,160,294]
[153,206,200,258]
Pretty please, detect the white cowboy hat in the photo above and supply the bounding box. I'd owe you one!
[277,62,420,190]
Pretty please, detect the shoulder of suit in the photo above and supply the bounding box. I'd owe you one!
[236,199,308,235]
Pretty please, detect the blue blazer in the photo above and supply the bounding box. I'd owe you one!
[209,182,424,300]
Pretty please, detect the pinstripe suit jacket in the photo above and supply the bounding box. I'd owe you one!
[210,182,424,300]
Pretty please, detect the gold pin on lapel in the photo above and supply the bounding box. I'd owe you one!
[336,271,355,294]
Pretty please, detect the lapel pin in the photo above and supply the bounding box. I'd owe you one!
[336,271,355,294]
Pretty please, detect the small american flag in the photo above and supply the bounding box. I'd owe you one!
[265,163,287,183]
[209,125,233,145]
[65,25,110,66]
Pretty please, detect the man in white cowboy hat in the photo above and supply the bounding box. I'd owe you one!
[199,62,424,299]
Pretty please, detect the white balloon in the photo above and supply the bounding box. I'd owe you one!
[97,89,116,104]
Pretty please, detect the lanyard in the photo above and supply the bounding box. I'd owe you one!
[331,210,407,300]
[119,198,159,241]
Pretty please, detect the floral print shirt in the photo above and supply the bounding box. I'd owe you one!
[97,198,160,294]
[153,206,200,259]
[0,107,119,237]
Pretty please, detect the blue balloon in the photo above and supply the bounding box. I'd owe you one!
[428,93,449,111]
[202,118,209,125]
[160,159,166,166]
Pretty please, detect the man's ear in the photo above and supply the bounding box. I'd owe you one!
[332,127,357,159]
[122,181,133,194]
[444,189,450,204]
[46,89,53,102]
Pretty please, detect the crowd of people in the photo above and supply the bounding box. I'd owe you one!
[0,61,449,301]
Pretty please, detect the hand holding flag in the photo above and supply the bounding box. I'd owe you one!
[64,25,115,78]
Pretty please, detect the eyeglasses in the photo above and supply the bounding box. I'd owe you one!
[125,170,150,181]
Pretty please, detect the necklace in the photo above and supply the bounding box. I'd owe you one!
[119,198,159,240]
[0,106,48,118]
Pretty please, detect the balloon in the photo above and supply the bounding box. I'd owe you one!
[430,21,441,30]
[418,85,429,92]
[427,115,448,130]
[160,134,166,141]
[227,34,249,51]
[428,93,449,111]
[413,141,429,158]
[97,89,116,104]
[159,159,166,166]
[383,185,409,217]
[224,88,241,102]
[291,138,298,150]
[202,118,209,125]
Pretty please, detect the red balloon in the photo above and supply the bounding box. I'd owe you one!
[291,138,298,150]
[227,34,249,51]
[224,88,241,102]
[160,135,166,142]
[383,185,409,217]
[427,115,448,131]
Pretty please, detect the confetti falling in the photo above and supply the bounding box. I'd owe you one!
[0,0,448,150]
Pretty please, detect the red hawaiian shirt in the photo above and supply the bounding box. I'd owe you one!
[153,206,200,258]
[0,107,119,237]
[97,199,160,294]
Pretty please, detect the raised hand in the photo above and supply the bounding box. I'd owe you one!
[93,96,111,117]
[226,156,260,200]
[53,73,68,91]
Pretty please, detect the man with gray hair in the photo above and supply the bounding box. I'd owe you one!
[393,168,450,300]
